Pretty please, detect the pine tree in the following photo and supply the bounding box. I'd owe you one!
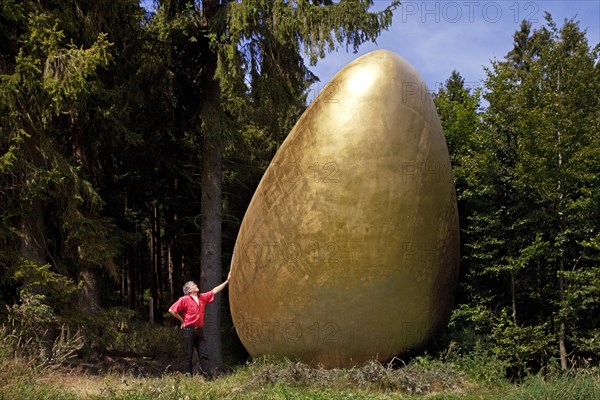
[0,0,150,317]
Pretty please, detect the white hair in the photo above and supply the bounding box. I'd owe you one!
[182,281,196,295]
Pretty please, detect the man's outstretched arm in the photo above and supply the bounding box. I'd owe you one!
[212,271,231,294]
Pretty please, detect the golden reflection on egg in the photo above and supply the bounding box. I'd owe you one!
[229,50,460,368]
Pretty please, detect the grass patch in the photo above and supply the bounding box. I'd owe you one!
[1,352,598,400]
[504,371,600,400]
[0,356,469,399]
[0,359,77,400]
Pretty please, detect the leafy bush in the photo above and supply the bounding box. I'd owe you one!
[442,341,510,387]
[8,289,56,338]
[448,304,553,378]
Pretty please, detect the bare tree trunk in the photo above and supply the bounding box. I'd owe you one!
[123,192,136,309]
[199,0,224,371]
[150,204,162,322]
[73,117,104,315]
[169,179,181,300]
[156,206,163,319]
[168,240,174,300]
[511,270,518,326]
[126,244,136,309]
[138,239,146,312]
[556,122,568,370]
[558,258,568,370]
[20,195,54,359]
[200,128,223,375]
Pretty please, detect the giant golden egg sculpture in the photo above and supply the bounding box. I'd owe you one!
[229,49,459,367]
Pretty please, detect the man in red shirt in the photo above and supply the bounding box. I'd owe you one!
[168,272,230,378]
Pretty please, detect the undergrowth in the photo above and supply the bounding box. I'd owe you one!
[239,356,465,395]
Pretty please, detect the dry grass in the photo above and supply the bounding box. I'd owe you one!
[39,372,107,398]
[240,357,466,395]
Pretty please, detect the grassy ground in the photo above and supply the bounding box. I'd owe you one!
[1,356,599,400]
[1,319,597,399]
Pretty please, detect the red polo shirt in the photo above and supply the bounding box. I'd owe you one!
[169,291,214,328]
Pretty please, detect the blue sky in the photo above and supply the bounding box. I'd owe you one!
[305,1,600,103]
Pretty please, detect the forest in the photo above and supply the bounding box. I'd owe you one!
[1,0,599,393]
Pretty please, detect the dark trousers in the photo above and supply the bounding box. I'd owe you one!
[182,326,211,378]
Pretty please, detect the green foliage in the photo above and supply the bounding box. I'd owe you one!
[3,290,57,364]
[61,209,121,274]
[218,0,399,128]
[42,31,112,113]
[11,261,79,310]
[0,1,127,290]
[439,14,600,376]
[444,342,509,387]
[449,306,551,376]
[560,267,600,354]
[9,289,56,328]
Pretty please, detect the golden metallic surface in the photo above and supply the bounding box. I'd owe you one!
[229,50,460,368]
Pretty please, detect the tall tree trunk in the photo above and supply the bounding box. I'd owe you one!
[168,240,174,300]
[168,237,181,301]
[20,186,54,359]
[126,246,136,309]
[170,179,181,300]
[199,0,224,374]
[21,138,47,270]
[150,204,162,322]
[73,117,103,314]
[556,121,568,370]
[558,258,568,370]
[139,239,147,312]
[20,198,46,268]
[511,270,518,326]
[200,128,223,375]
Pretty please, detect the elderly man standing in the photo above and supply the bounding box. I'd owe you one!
[168,272,230,378]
